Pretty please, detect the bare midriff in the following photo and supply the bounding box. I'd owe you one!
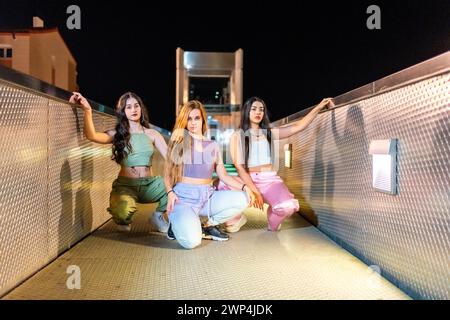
[118,165,154,178]
[247,164,273,172]
[180,176,213,185]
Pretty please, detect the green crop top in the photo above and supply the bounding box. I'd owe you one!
[122,132,154,167]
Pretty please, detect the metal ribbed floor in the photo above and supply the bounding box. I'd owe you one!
[2,204,410,300]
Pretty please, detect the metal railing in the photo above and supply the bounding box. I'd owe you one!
[272,51,450,300]
[272,51,450,126]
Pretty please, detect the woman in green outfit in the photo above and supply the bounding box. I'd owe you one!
[69,92,169,233]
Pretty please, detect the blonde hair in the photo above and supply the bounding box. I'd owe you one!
[165,100,208,187]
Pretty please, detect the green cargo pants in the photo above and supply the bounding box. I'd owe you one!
[107,176,168,225]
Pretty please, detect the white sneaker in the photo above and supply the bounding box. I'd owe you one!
[150,211,169,233]
[116,224,131,232]
[224,214,248,233]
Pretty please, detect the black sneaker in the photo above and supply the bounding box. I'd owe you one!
[202,226,229,241]
[167,224,175,240]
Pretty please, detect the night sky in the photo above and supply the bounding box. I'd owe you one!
[1,0,449,129]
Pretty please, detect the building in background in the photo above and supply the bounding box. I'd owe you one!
[0,16,78,92]
[176,48,243,132]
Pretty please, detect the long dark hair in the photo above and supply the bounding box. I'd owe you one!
[240,96,272,168]
[112,92,150,164]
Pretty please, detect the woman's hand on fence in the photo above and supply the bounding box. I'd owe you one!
[317,97,335,110]
[69,92,92,112]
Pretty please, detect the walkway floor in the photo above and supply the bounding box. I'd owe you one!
[3,204,410,300]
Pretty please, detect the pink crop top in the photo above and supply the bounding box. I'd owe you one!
[183,139,220,179]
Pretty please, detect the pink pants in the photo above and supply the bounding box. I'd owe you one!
[217,171,299,231]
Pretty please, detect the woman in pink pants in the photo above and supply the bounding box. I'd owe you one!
[218,96,334,232]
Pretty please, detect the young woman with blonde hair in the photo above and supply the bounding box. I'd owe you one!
[164,100,255,249]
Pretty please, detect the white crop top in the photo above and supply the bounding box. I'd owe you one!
[248,138,271,167]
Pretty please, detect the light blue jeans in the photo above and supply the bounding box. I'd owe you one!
[169,182,249,249]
